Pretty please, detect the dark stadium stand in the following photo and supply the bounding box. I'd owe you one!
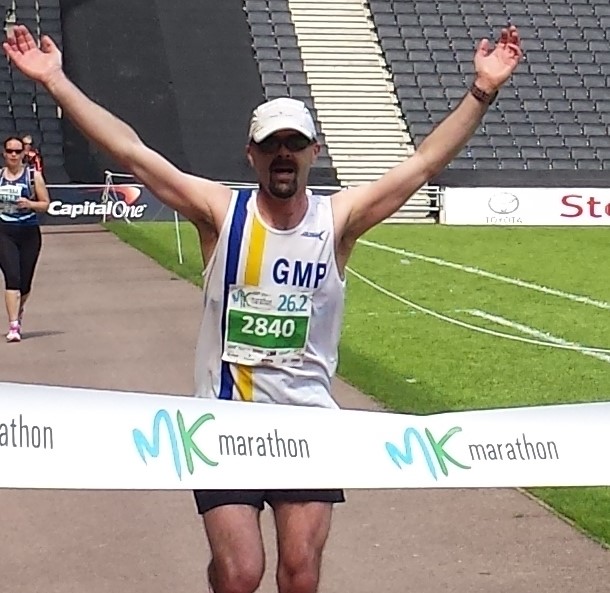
[245,0,339,186]
[2,0,609,188]
[368,0,610,180]
[52,0,338,186]
[58,0,270,184]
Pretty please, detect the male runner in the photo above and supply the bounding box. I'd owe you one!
[4,24,521,593]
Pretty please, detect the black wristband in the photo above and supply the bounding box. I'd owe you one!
[470,83,498,106]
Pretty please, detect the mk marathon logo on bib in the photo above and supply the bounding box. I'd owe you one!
[223,285,313,367]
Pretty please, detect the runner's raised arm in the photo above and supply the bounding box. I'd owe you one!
[3,25,231,226]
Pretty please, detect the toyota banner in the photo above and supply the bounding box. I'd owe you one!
[441,187,610,226]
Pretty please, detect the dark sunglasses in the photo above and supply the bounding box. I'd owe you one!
[5,148,23,155]
[253,134,313,154]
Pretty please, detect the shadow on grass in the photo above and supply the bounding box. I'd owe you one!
[337,341,451,416]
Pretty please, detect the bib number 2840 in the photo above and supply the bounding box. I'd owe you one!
[227,310,307,350]
[242,315,296,338]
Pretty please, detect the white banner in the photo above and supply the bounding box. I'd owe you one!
[1,381,609,490]
[441,187,610,226]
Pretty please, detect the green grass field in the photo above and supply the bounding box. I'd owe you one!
[108,220,610,548]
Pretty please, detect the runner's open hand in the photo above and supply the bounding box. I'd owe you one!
[3,25,62,86]
[473,25,523,92]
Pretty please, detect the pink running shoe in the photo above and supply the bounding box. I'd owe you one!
[6,322,21,343]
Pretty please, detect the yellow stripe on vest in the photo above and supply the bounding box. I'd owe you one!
[235,215,267,401]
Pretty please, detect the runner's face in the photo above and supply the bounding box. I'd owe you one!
[3,141,24,166]
[247,130,319,200]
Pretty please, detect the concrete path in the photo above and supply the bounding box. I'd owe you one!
[0,225,607,593]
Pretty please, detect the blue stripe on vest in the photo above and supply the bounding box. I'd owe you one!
[219,189,251,399]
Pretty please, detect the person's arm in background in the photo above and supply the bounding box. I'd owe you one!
[32,150,43,172]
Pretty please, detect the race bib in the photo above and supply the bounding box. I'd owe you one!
[0,185,22,214]
[222,285,312,367]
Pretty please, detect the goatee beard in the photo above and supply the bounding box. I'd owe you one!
[268,180,298,200]
[268,157,299,199]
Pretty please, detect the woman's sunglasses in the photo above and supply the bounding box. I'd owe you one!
[5,148,23,155]
[253,134,313,154]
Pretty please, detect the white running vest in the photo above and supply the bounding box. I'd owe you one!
[194,189,345,409]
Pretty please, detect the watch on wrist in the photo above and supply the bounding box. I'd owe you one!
[470,82,498,106]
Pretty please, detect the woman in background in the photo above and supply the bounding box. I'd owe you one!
[22,134,44,173]
[0,136,50,342]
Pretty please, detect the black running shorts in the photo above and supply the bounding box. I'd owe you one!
[193,489,346,514]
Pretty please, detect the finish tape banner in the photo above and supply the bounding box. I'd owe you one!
[1,381,609,490]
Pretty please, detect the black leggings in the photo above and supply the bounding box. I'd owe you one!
[0,223,42,294]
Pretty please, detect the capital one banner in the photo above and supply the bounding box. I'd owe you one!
[40,184,177,225]
[1,381,610,490]
[441,187,610,226]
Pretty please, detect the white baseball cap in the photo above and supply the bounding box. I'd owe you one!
[249,97,317,143]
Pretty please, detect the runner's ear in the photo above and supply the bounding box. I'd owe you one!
[245,144,255,168]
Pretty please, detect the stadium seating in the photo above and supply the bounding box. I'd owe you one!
[368,0,610,172]
[1,0,67,182]
[245,0,338,185]
[4,0,610,185]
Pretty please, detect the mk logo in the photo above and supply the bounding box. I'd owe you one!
[385,426,471,480]
[132,409,218,479]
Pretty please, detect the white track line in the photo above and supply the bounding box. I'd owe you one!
[464,309,610,364]
[346,266,610,355]
[358,239,610,311]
